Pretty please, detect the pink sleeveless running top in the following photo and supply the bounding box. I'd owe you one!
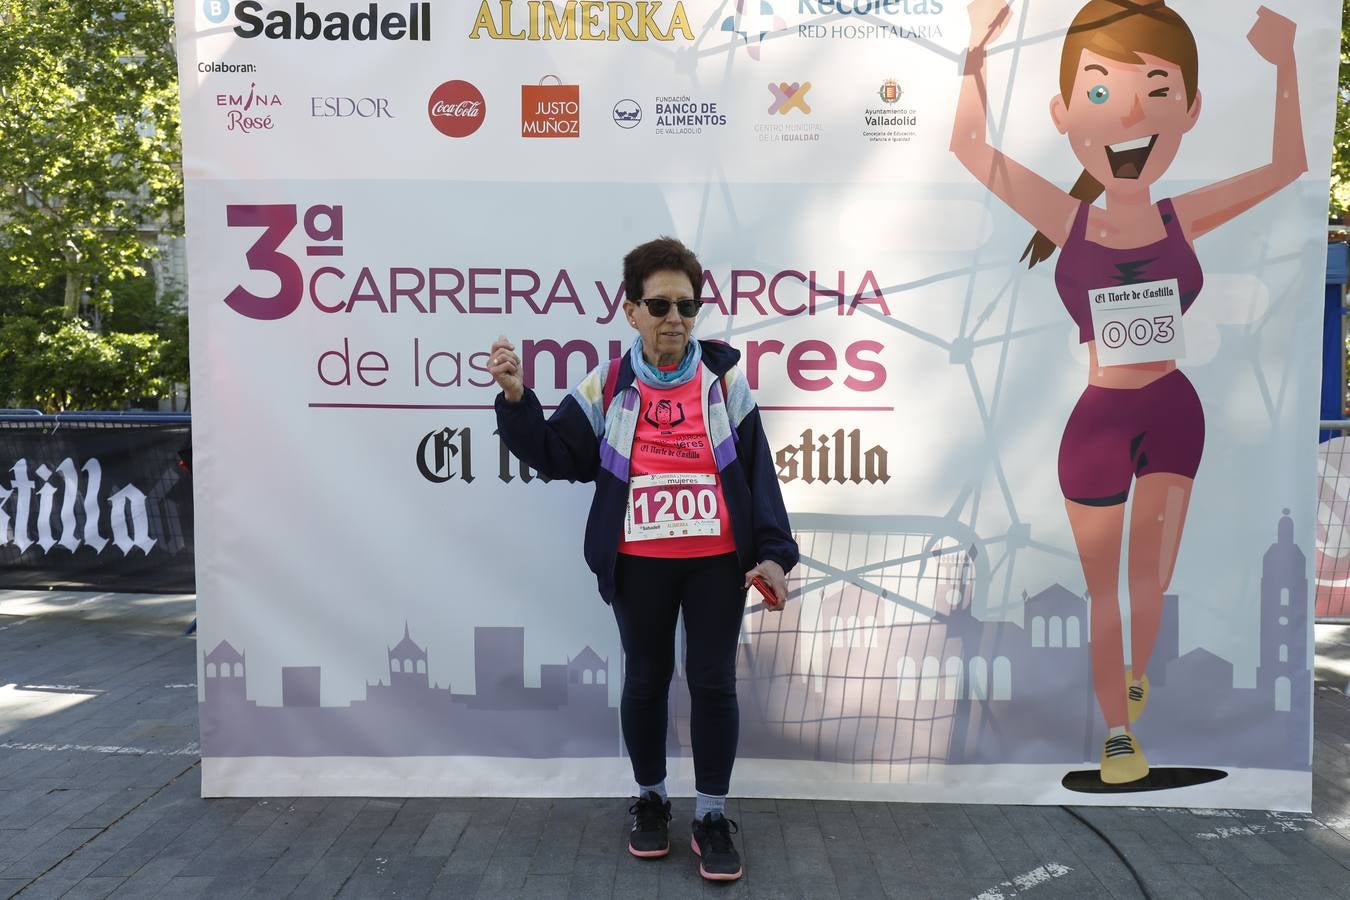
[1054,198,1204,344]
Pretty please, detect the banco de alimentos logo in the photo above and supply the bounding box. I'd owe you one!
[612,99,642,129]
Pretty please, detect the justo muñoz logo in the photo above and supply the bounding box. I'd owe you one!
[428,80,486,138]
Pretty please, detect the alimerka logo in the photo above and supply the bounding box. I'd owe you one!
[469,0,694,40]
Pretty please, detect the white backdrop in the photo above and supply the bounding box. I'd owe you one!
[178,0,1341,807]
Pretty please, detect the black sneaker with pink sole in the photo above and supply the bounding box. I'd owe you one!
[627,792,672,858]
[690,812,742,881]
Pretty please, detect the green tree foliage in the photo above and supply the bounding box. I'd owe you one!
[0,0,181,308]
[0,0,185,411]
[0,277,186,411]
[1334,0,1350,219]
[0,317,171,411]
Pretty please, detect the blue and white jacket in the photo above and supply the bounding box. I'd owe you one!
[494,340,798,604]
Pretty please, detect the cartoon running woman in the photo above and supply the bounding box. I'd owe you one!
[952,0,1306,783]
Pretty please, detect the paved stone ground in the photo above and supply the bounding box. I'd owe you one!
[0,594,1346,900]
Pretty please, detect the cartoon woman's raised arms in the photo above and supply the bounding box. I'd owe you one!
[1172,7,1307,241]
[951,0,1079,247]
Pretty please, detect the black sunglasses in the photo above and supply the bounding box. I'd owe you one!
[636,297,703,318]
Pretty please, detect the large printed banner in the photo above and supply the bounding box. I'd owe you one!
[178,0,1341,807]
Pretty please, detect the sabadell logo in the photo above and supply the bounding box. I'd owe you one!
[212,1,434,41]
[428,81,486,138]
[203,0,231,23]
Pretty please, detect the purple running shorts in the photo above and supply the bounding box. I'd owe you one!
[1057,369,1205,506]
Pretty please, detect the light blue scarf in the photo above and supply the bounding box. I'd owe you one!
[628,335,701,388]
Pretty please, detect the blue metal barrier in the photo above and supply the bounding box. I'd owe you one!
[1323,241,1348,440]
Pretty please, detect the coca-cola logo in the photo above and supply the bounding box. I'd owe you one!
[433,100,481,117]
[428,80,486,138]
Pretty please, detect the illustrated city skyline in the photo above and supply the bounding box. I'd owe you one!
[200,512,1310,771]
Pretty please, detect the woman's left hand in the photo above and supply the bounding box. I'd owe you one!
[745,560,788,611]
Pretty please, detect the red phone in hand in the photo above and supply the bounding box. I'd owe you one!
[750,575,781,610]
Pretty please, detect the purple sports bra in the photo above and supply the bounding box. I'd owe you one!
[1054,198,1204,344]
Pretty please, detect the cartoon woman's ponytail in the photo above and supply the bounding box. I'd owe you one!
[1021,170,1104,267]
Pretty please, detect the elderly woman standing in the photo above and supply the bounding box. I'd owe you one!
[489,236,797,882]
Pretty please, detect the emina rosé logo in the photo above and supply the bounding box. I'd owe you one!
[216,81,281,133]
[428,80,485,138]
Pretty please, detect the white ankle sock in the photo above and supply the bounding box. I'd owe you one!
[639,781,668,801]
[694,792,726,820]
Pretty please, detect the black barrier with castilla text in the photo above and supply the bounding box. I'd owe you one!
[0,414,194,593]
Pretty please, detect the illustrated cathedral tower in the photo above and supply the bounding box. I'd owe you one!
[1257,509,1308,714]
[389,622,430,690]
[204,640,247,704]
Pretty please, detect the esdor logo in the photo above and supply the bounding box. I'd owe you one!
[428,80,486,138]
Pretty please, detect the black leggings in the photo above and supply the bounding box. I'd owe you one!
[611,552,746,797]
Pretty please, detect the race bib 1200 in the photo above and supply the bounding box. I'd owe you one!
[624,473,721,542]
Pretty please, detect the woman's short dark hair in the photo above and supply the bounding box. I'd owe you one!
[623,236,703,303]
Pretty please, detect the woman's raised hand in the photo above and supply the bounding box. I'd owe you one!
[967,0,1011,47]
[1248,6,1296,67]
[489,335,524,404]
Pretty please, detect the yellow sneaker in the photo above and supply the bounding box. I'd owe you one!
[1125,669,1149,723]
[1100,733,1149,784]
